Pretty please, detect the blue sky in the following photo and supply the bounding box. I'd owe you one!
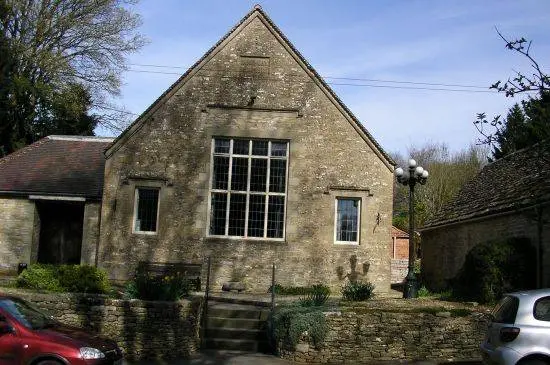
[108,0,550,157]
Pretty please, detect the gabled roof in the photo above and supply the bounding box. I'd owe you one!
[105,5,394,169]
[422,142,550,230]
[391,226,409,238]
[0,136,113,199]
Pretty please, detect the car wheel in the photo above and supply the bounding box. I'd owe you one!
[35,360,63,365]
[519,359,550,365]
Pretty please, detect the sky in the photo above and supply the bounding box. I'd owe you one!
[106,0,550,158]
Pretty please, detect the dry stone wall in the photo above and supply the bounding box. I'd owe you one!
[280,307,489,363]
[3,289,202,360]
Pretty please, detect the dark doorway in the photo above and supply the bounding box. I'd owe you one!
[36,201,84,265]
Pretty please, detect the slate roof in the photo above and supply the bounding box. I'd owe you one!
[0,136,113,199]
[422,142,550,230]
[105,5,394,168]
[391,226,409,238]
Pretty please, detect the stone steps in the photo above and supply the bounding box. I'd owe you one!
[203,301,272,353]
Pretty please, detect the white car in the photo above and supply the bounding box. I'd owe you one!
[481,289,550,365]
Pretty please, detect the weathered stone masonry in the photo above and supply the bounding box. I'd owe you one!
[98,9,395,293]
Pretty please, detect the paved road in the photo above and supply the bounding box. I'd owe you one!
[124,351,483,365]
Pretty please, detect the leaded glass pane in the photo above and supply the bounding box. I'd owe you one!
[336,199,359,242]
[214,139,230,154]
[252,140,268,156]
[231,157,248,191]
[210,193,227,235]
[212,156,229,189]
[267,196,284,238]
[269,159,286,193]
[248,195,265,237]
[250,158,267,192]
[136,188,159,232]
[271,142,287,157]
[228,193,246,236]
[233,139,249,155]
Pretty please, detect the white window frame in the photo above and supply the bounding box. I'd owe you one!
[207,138,288,240]
[132,187,161,235]
[334,197,361,245]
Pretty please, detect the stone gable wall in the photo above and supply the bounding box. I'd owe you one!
[422,207,550,290]
[98,16,394,293]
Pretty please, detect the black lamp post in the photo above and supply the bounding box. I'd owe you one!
[395,159,429,299]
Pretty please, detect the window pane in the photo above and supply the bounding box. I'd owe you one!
[269,159,286,193]
[271,142,287,157]
[250,158,267,192]
[248,195,265,237]
[233,140,249,155]
[267,196,284,238]
[252,140,268,156]
[336,199,359,242]
[212,156,229,189]
[210,193,227,235]
[136,188,159,232]
[214,139,230,154]
[231,157,248,191]
[228,193,246,236]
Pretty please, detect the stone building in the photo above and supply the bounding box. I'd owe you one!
[97,6,395,292]
[421,143,550,290]
[0,136,113,273]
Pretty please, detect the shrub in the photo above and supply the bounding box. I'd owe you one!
[272,305,328,350]
[16,265,62,292]
[299,284,330,307]
[453,237,536,304]
[341,281,375,301]
[127,267,190,301]
[268,284,312,296]
[16,264,110,294]
[417,285,431,297]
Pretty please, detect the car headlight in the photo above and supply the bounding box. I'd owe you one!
[80,347,105,359]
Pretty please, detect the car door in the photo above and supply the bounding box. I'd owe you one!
[0,314,20,365]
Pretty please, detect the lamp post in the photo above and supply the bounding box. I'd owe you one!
[395,159,429,299]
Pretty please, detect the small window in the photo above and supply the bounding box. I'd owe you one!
[534,297,550,321]
[335,198,360,244]
[134,188,160,233]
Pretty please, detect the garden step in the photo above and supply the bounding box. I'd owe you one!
[205,327,268,341]
[207,303,270,320]
[206,317,264,330]
[204,338,260,352]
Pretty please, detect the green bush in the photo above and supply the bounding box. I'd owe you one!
[417,285,431,297]
[272,305,328,350]
[126,267,190,301]
[341,281,375,301]
[268,284,313,296]
[16,264,110,294]
[16,265,62,292]
[453,237,536,304]
[299,284,330,307]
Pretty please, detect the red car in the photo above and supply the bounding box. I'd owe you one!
[0,295,123,365]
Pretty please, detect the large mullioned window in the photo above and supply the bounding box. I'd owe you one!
[209,138,288,239]
[335,198,360,244]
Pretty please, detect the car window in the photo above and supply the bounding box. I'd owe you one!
[534,296,550,321]
[0,298,50,330]
[492,295,519,324]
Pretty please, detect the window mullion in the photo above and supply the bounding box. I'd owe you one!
[264,141,272,238]
[225,139,234,236]
[244,140,252,237]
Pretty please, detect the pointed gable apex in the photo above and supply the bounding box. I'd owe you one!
[106,6,395,169]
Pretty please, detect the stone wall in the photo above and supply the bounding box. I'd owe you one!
[81,202,102,265]
[2,289,202,360]
[98,11,394,294]
[390,259,408,284]
[280,307,489,363]
[422,206,550,290]
[0,197,36,273]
